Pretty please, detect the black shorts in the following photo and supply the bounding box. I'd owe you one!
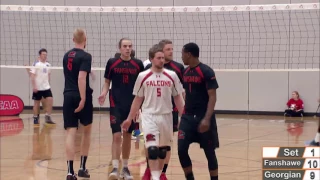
[32,89,53,101]
[178,114,219,150]
[63,93,93,130]
[110,107,135,134]
[172,111,179,132]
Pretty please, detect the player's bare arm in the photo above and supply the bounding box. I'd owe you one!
[90,71,96,81]
[172,72,185,116]
[199,89,217,133]
[98,78,111,105]
[182,91,186,100]
[30,73,37,92]
[25,67,32,76]
[173,95,184,116]
[122,96,144,130]
[75,71,87,113]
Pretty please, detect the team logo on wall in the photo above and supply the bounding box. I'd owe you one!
[0,94,24,116]
[0,116,24,137]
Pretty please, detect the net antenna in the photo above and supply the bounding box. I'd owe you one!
[0,3,319,72]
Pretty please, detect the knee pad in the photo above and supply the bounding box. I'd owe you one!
[166,146,171,151]
[178,150,192,168]
[158,147,167,159]
[147,146,159,160]
[204,148,218,170]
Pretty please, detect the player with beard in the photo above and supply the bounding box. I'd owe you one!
[143,39,184,179]
[178,42,219,180]
[122,44,184,180]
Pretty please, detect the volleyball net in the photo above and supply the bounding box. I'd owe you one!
[0,3,319,71]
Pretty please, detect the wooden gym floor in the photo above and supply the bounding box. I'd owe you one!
[0,112,318,180]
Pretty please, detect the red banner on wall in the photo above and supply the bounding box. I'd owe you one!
[0,94,24,116]
[0,116,24,137]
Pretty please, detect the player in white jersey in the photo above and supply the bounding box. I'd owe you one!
[25,58,47,114]
[30,48,55,125]
[122,44,184,180]
[143,59,151,68]
[143,58,151,67]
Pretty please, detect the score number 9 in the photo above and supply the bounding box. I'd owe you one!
[309,171,316,180]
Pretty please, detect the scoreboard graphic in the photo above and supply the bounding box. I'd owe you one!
[262,147,320,180]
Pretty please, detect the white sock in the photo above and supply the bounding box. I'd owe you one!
[315,133,320,142]
[112,159,119,169]
[122,159,128,168]
[151,170,161,180]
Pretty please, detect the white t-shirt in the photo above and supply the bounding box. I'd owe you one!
[143,59,151,68]
[30,61,51,91]
[133,68,184,115]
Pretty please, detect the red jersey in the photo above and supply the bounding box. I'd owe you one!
[286,98,304,110]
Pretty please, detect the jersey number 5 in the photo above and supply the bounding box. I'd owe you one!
[157,88,161,97]
[123,74,129,84]
[67,58,73,71]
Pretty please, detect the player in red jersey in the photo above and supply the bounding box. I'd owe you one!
[98,38,144,179]
[63,28,93,180]
[178,42,219,180]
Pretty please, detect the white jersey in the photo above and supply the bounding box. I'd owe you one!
[30,61,51,91]
[143,59,151,68]
[133,68,184,115]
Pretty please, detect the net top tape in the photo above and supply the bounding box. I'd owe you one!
[1,65,319,72]
[1,3,319,13]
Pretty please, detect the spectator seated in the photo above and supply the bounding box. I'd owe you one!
[285,91,304,117]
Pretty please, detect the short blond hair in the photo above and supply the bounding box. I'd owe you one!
[158,39,172,49]
[73,28,86,44]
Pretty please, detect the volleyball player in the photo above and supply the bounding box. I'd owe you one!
[63,28,93,180]
[98,38,144,179]
[122,44,184,180]
[25,61,46,118]
[143,39,185,179]
[178,43,219,180]
[306,98,320,146]
[30,48,55,125]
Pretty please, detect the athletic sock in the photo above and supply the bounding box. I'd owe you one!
[80,156,87,170]
[151,170,161,180]
[67,160,74,175]
[162,164,168,173]
[112,159,119,169]
[122,159,128,168]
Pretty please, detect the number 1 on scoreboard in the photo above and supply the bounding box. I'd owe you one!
[304,147,320,158]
